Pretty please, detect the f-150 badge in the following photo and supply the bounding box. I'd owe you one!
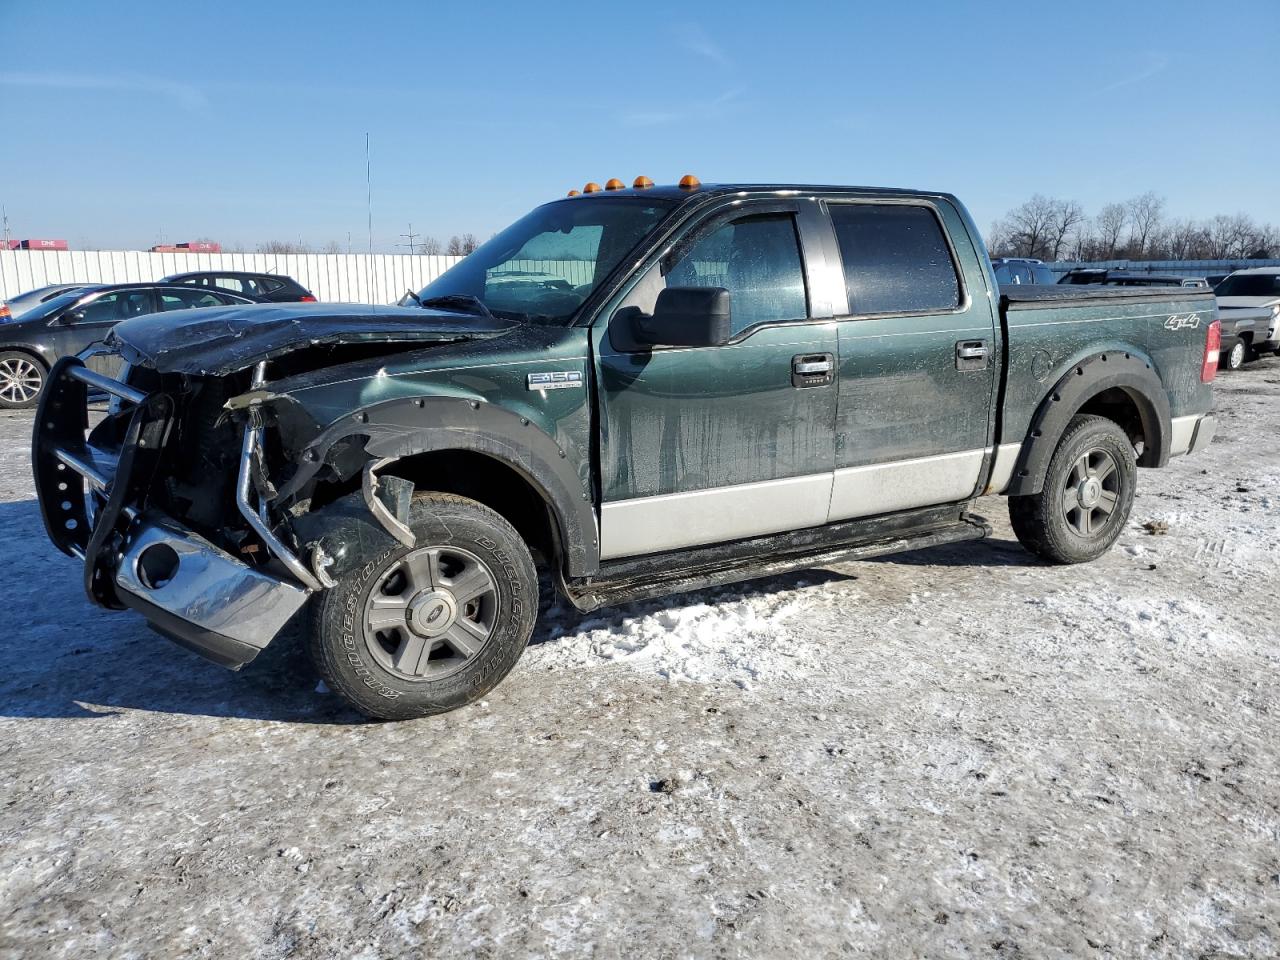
[1164,313,1201,331]
[527,371,584,390]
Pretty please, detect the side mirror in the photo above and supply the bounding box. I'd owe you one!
[633,287,732,348]
[61,309,85,324]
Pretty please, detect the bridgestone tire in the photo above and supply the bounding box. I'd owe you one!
[1008,414,1136,565]
[309,493,538,720]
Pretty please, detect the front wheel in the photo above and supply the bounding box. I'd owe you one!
[0,351,47,408]
[1009,414,1136,564]
[309,493,539,720]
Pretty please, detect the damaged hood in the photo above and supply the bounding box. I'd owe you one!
[107,302,517,376]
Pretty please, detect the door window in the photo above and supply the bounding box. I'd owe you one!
[75,290,152,323]
[830,203,961,315]
[666,214,807,334]
[160,288,228,310]
[211,276,249,294]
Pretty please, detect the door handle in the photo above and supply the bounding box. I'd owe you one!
[955,339,990,371]
[792,353,834,387]
[793,359,832,374]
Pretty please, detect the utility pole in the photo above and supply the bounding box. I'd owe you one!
[1,204,10,246]
[398,223,422,254]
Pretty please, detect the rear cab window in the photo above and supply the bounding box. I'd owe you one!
[828,202,961,315]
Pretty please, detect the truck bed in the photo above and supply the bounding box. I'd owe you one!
[997,284,1217,452]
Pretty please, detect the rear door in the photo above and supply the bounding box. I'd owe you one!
[823,197,1000,520]
[592,198,842,559]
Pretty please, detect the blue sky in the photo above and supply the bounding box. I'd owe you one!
[1,0,1276,252]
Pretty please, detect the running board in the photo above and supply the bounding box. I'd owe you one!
[563,512,991,612]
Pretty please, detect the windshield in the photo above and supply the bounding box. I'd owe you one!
[1215,274,1280,298]
[415,198,674,324]
[10,289,94,322]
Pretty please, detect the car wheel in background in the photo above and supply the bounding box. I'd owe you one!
[0,351,47,408]
[1008,414,1137,565]
[1225,341,1247,371]
[309,493,538,720]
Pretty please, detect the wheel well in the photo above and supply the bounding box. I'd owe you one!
[1238,332,1253,344]
[381,450,559,567]
[1076,387,1145,452]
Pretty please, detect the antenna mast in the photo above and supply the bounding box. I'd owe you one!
[365,133,373,256]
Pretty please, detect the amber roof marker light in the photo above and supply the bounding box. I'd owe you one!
[583,182,602,193]
[633,175,654,189]
[604,178,625,191]
[567,189,581,197]
[678,174,701,190]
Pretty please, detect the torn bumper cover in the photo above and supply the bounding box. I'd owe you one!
[115,515,311,669]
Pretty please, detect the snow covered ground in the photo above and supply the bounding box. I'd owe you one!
[2,363,1278,958]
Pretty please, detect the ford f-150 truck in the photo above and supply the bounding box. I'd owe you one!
[33,179,1220,719]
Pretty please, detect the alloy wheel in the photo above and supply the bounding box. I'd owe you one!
[1061,447,1122,537]
[0,357,43,405]
[362,544,500,681]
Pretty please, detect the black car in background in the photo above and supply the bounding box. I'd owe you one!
[160,270,316,302]
[1058,269,1208,288]
[0,283,253,408]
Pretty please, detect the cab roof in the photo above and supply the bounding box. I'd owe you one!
[557,182,955,205]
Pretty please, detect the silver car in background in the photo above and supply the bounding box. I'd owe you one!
[2,283,92,321]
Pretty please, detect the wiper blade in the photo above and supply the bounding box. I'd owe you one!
[402,288,423,306]
[419,294,497,321]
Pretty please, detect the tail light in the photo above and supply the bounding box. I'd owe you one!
[299,295,316,302]
[0,304,10,321]
[1201,319,1221,383]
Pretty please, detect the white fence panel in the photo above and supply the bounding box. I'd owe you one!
[0,250,471,303]
[0,251,610,304]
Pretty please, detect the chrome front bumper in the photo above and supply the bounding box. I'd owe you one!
[114,515,311,669]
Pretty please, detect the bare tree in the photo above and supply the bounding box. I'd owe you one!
[1126,192,1165,257]
[991,194,1058,260]
[323,240,342,254]
[257,240,312,254]
[445,234,480,256]
[1048,199,1086,261]
[1094,203,1128,259]
[420,236,442,255]
[1158,219,1208,260]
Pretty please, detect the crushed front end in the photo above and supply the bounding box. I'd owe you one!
[32,357,317,669]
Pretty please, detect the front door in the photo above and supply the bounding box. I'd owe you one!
[592,199,840,560]
[823,198,1000,520]
[49,288,155,376]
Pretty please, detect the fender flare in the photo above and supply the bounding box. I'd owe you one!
[279,395,599,576]
[1005,351,1171,497]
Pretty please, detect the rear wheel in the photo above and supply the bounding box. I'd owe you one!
[1009,414,1136,564]
[1224,341,1248,370]
[309,493,538,720]
[0,352,46,408]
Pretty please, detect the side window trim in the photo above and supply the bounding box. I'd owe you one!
[822,197,970,321]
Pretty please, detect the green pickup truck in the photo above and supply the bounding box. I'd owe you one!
[34,180,1220,719]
